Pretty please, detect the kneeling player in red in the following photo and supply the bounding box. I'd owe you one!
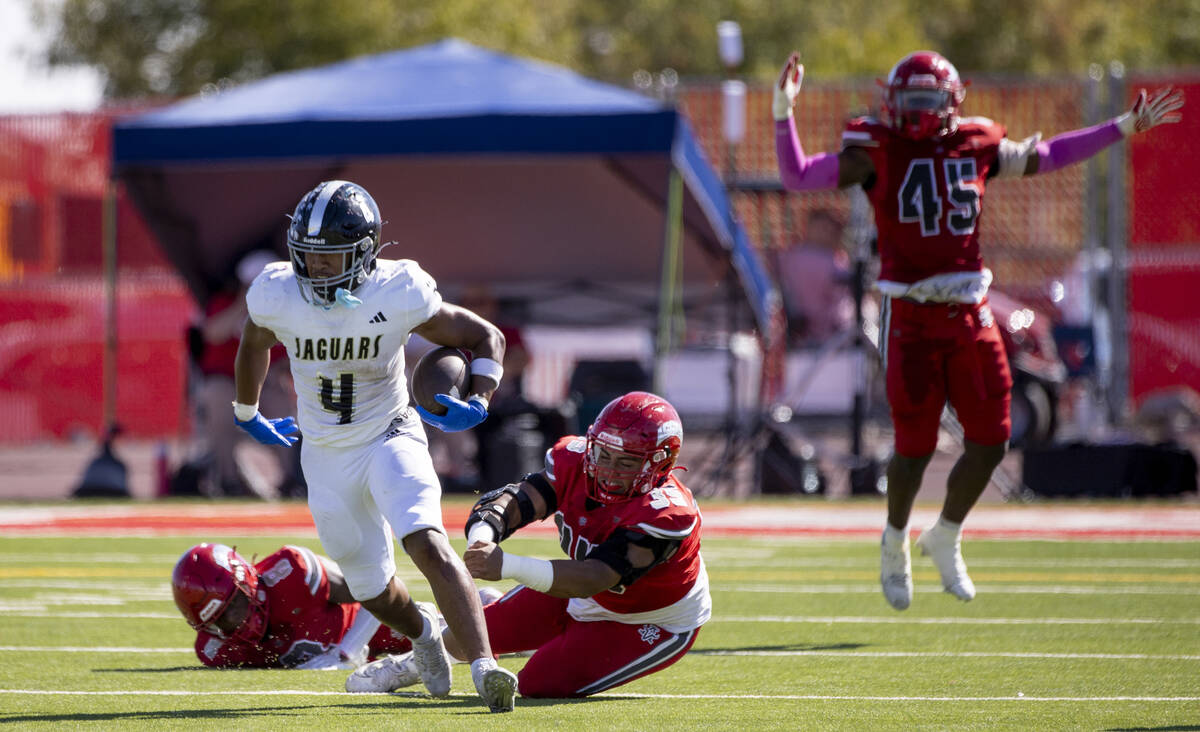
[172,543,410,669]
[346,391,710,698]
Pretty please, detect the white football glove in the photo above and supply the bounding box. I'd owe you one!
[1116,87,1185,136]
[773,52,805,121]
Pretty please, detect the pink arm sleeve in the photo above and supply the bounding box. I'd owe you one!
[1033,120,1123,174]
[775,118,840,190]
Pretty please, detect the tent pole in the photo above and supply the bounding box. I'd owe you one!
[102,180,118,432]
[72,177,130,498]
[654,169,684,393]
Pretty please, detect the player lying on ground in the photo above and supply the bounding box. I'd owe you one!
[171,542,499,669]
[345,391,712,698]
[773,49,1183,610]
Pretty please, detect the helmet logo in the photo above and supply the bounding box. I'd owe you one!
[198,598,224,623]
[657,420,682,442]
[596,431,624,447]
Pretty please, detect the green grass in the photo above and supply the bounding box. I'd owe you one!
[0,511,1198,730]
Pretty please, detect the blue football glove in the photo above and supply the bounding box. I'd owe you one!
[415,394,489,433]
[235,413,299,447]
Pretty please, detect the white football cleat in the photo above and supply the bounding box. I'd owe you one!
[880,529,913,611]
[410,602,453,697]
[916,524,976,601]
[345,652,421,693]
[472,660,518,713]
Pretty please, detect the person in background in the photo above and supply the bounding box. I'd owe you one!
[189,250,302,498]
[773,49,1182,610]
[774,208,854,346]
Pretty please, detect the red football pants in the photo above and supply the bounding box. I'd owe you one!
[881,297,1012,456]
[484,586,699,698]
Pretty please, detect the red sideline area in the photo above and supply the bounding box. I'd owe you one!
[0,503,1197,539]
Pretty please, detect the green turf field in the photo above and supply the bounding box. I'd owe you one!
[1,518,1197,730]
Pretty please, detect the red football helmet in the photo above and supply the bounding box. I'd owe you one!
[584,391,684,504]
[882,51,966,139]
[171,543,268,643]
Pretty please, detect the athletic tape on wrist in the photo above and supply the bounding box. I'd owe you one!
[500,552,554,593]
[232,401,259,422]
[466,522,498,544]
[469,357,504,385]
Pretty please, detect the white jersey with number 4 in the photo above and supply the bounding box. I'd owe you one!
[246,259,442,448]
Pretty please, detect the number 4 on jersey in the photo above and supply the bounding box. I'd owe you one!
[320,373,354,424]
[897,158,980,237]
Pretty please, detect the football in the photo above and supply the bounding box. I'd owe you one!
[411,346,470,416]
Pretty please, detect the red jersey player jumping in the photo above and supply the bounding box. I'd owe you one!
[773,50,1183,611]
[172,543,411,669]
[346,391,711,698]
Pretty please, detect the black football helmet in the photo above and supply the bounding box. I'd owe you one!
[286,180,383,306]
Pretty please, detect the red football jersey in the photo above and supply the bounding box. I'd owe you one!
[843,116,1007,284]
[194,545,405,668]
[545,436,704,616]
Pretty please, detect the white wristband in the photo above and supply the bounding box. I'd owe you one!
[232,401,259,422]
[500,552,554,593]
[1115,111,1136,137]
[469,357,504,386]
[467,522,498,545]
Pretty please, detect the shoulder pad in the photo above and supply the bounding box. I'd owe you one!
[634,513,699,540]
[375,258,441,321]
[245,262,293,321]
[262,545,324,595]
[842,117,887,148]
[389,259,438,292]
[958,117,1007,143]
[546,435,585,485]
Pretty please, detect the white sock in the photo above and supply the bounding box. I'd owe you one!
[415,612,435,643]
[936,516,963,534]
[470,657,497,677]
[883,524,908,545]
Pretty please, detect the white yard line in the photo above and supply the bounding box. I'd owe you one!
[1,647,1196,660]
[0,647,192,653]
[708,557,1200,568]
[693,650,1200,660]
[0,612,178,619]
[0,689,1196,702]
[715,615,1200,624]
[719,583,1200,595]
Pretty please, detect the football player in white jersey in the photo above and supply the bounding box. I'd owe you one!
[232,180,518,713]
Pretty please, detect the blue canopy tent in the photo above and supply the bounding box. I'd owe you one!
[112,39,780,396]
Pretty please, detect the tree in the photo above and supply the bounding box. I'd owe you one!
[34,0,1200,103]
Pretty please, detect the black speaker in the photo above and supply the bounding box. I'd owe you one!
[1022,442,1198,498]
[566,360,650,434]
[758,428,826,495]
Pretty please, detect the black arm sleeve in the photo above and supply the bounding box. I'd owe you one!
[522,472,558,516]
[584,528,681,590]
